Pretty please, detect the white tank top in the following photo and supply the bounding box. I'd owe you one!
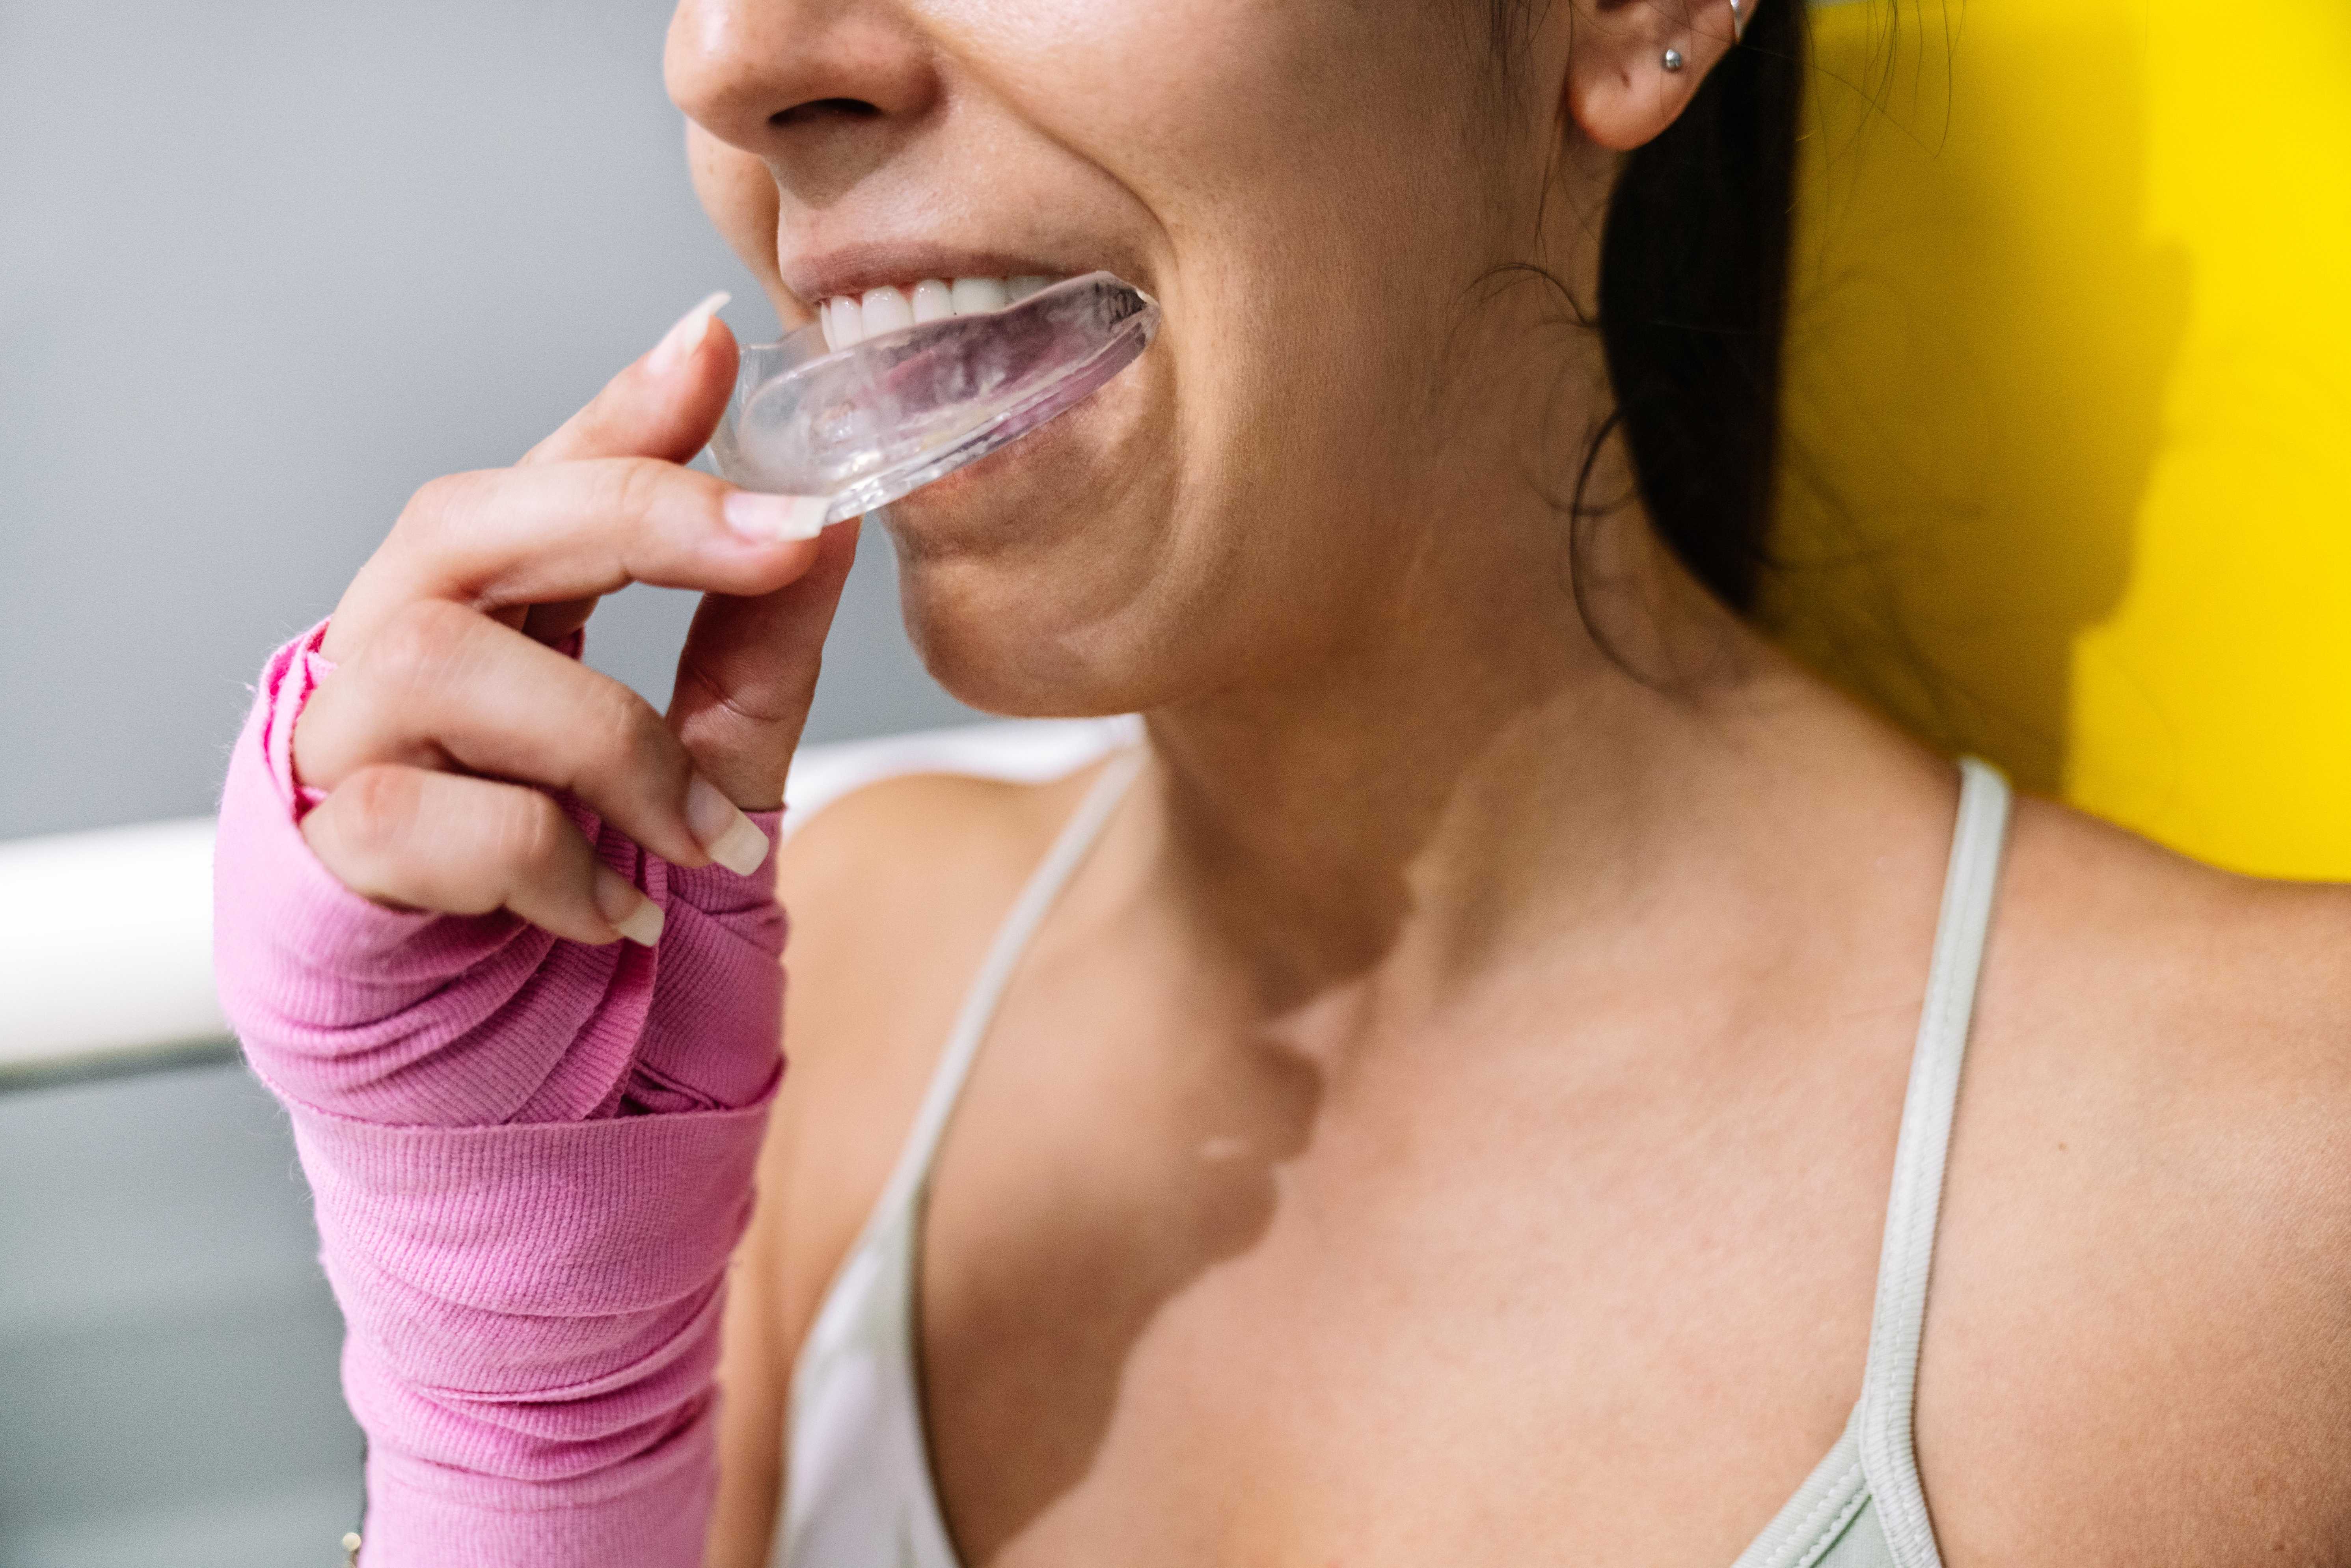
[773,753,2011,1568]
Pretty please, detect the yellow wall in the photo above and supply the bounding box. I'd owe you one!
[1769,0,2351,877]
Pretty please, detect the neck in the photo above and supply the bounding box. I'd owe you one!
[1134,479,1792,1022]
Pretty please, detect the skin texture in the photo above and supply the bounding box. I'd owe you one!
[290,0,2351,1564]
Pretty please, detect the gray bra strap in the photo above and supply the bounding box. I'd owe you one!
[863,748,1147,1230]
[1857,758,2012,1568]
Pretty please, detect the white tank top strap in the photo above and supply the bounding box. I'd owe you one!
[776,748,1146,1568]
[861,746,1149,1233]
[1855,757,2012,1568]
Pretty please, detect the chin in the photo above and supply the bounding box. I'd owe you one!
[889,540,1177,720]
[877,364,1187,718]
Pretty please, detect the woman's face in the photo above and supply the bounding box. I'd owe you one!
[669,0,1583,717]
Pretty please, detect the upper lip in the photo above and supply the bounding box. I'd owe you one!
[781,238,1134,307]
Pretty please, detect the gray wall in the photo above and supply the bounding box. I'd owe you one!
[0,0,973,846]
[0,6,971,1563]
[0,1062,359,1568]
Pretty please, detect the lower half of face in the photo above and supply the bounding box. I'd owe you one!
[685,0,1570,718]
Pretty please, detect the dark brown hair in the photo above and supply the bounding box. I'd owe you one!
[1598,0,1806,615]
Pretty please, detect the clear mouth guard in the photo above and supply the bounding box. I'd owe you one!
[709,271,1159,523]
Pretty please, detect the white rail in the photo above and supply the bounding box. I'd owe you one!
[0,719,1136,1085]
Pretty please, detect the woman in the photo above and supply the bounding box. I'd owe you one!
[213,0,2351,1564]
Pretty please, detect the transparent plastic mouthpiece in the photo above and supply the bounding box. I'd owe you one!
[709,271,1159,523]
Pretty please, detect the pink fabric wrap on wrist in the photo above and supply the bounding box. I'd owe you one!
[212,621,786,1566]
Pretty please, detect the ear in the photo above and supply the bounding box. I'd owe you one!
[1565,0,1754,153]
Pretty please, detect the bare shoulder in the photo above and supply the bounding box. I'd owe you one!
[1990,791,2351,1134]
[1928,791,2351,1559]
[777,762,1099,996]
[764,761,1112,1336]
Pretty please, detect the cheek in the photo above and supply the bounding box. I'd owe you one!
[957,3,1488,480]
[851,3,1516,712]
[893,2,1500,695]
[943,0,1481,268]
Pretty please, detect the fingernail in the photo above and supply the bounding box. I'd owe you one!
[648,289,731,376]
[687,775,772,877]
[594,866,665,946]
[723,490,829,542]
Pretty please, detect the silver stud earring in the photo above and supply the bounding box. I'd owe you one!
[1662,47,1686,72]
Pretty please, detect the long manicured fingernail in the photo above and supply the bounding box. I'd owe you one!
[594,866,665,946]
[687,775,772,876]
[723,490,829,542]
[648,290,731,376]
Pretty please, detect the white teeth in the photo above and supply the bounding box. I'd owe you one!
[910,279,954,323]
[948,276,1010,315]
[860,285,915,336]
[819,296,857,352]
[816,274,1062,350]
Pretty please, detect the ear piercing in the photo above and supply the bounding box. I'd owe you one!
[1667,0,1746,74]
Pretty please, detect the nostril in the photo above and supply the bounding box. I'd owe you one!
[772,97,883,128]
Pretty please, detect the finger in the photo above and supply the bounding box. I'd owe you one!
[668,516,863,808]
[295,602,771,874]
[519,596,602,651]
[300,764,664,947]
[329,460,830,659]
[503,295,745,647]
[524,292,740,468]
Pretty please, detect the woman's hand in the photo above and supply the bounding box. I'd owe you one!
[291,295,858,947]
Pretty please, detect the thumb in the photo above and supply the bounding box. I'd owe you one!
[667,517,861,809]
[523,291,740,467]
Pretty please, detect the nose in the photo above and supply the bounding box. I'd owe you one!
[667,0,940,199]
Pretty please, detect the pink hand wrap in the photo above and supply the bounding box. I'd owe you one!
[213,622,784,1565]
